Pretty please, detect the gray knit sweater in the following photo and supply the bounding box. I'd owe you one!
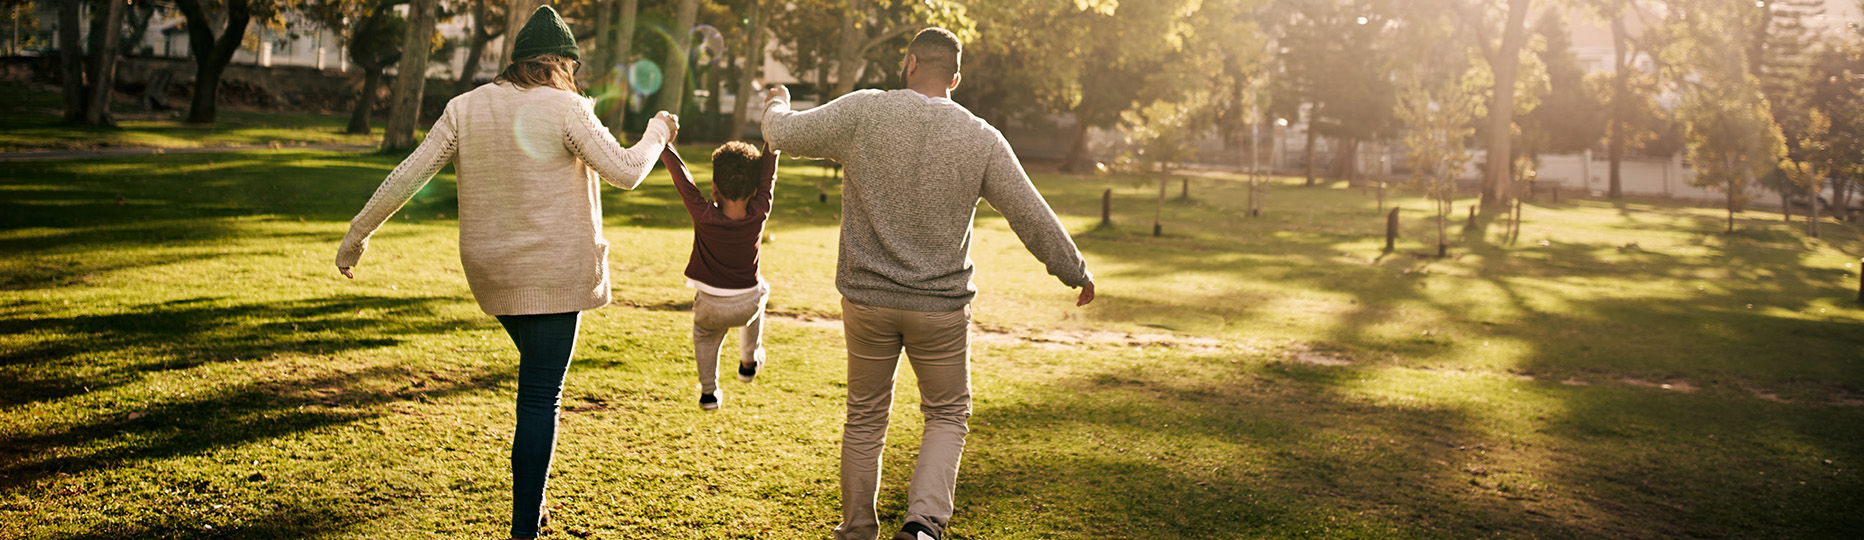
[763,89,1092,312]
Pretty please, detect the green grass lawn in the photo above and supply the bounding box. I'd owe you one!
[1,146,1860,539]
[0,84,380,152]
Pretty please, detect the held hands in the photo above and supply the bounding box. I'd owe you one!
[656,111,680,143]
[764,85,789,104]
[1076,282,1095,307]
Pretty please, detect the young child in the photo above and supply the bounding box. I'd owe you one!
[661,141,778,410]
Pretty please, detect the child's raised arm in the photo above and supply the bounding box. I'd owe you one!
[660,147,712,219]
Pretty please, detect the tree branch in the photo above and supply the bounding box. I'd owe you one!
[1454,1,1497,63]
[173,0,218,69]
[861,25,915,54]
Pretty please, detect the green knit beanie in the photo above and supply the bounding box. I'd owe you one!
[511,6,581,62]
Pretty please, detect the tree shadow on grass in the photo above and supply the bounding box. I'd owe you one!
[944,354,1589,539]
[0,221,233,291]
[40,493,368,539]
[1063,205,1863,537]
[0,359,511,494]
[0,294,467,406]
[1514,328,1864,539]
[0,152,459,229]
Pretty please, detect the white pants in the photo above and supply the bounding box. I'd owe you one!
[691,283,769,393]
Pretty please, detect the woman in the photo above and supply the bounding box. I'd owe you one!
[333,7,675,539]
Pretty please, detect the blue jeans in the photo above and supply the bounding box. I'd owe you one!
[496,311,582,539]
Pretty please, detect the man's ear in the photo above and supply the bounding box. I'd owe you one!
[948,71,962,92]
[904,54,918,77]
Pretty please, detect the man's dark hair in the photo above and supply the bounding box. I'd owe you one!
[710,141,763,201]
[906,27,962,80]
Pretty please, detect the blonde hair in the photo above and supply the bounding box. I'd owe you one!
[495,54,580,92]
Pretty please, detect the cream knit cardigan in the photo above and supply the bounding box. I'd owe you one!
[336,82,671,316]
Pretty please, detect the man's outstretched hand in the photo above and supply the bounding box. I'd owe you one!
[1076,282,1095,306]
[765,85,789,103]
[338,266,354,279]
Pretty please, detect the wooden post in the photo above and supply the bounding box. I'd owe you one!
[1468,205,1476,221]
[1509,198,1523,244]
[1180,177,1190,201]
[1385,207,1399,252]
[1857,257,1863,304]
[1252,179,1266,218]
[1154,170,1166,237]
[1101,188,1112,228]
[1247,179,1259,218]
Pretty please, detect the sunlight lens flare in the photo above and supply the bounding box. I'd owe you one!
[629,60,664,96]
[511,105,557,160]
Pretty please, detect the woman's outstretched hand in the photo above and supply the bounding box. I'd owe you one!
[656,111,680,143]
[338,266,354,279]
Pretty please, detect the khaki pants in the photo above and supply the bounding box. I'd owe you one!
[692,284,769,394]
[834,297,972,540]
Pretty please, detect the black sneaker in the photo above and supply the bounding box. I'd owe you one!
[893,521,939,540]
[699,390,720,410]
[736,356,764,383]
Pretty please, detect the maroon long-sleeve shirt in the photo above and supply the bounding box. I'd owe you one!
[661,145,778,290]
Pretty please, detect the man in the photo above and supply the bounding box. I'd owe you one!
[761,27,1095,540]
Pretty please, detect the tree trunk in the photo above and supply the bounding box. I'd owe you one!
[1808,178,1823,238]
[1607,10,1629,200]
[501,0,538,68]
[831,6,865,100]
[590,0,612,81]
[655,0,699,117]
[1726,189,1735,234]
[1749,1,1773,82]
[457,0,493,93]
[383,0,439,150]
[57,0,83,123]
[1303,123,1317,186]
[1782,185,1794,222]
[1837,179,1854,223]
[728,0,764,141]
[176,0,251,124]
[706,52,725,138]
[606,0,639,138]
[1342,138,1359,183]
[815,59,831,103]
[1480,0,1531,211]
[120,1,156,57]
[1727,164,1740,234]
[349,69,383,134]
[1059,118,1093,174]
[85,0,126,126]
